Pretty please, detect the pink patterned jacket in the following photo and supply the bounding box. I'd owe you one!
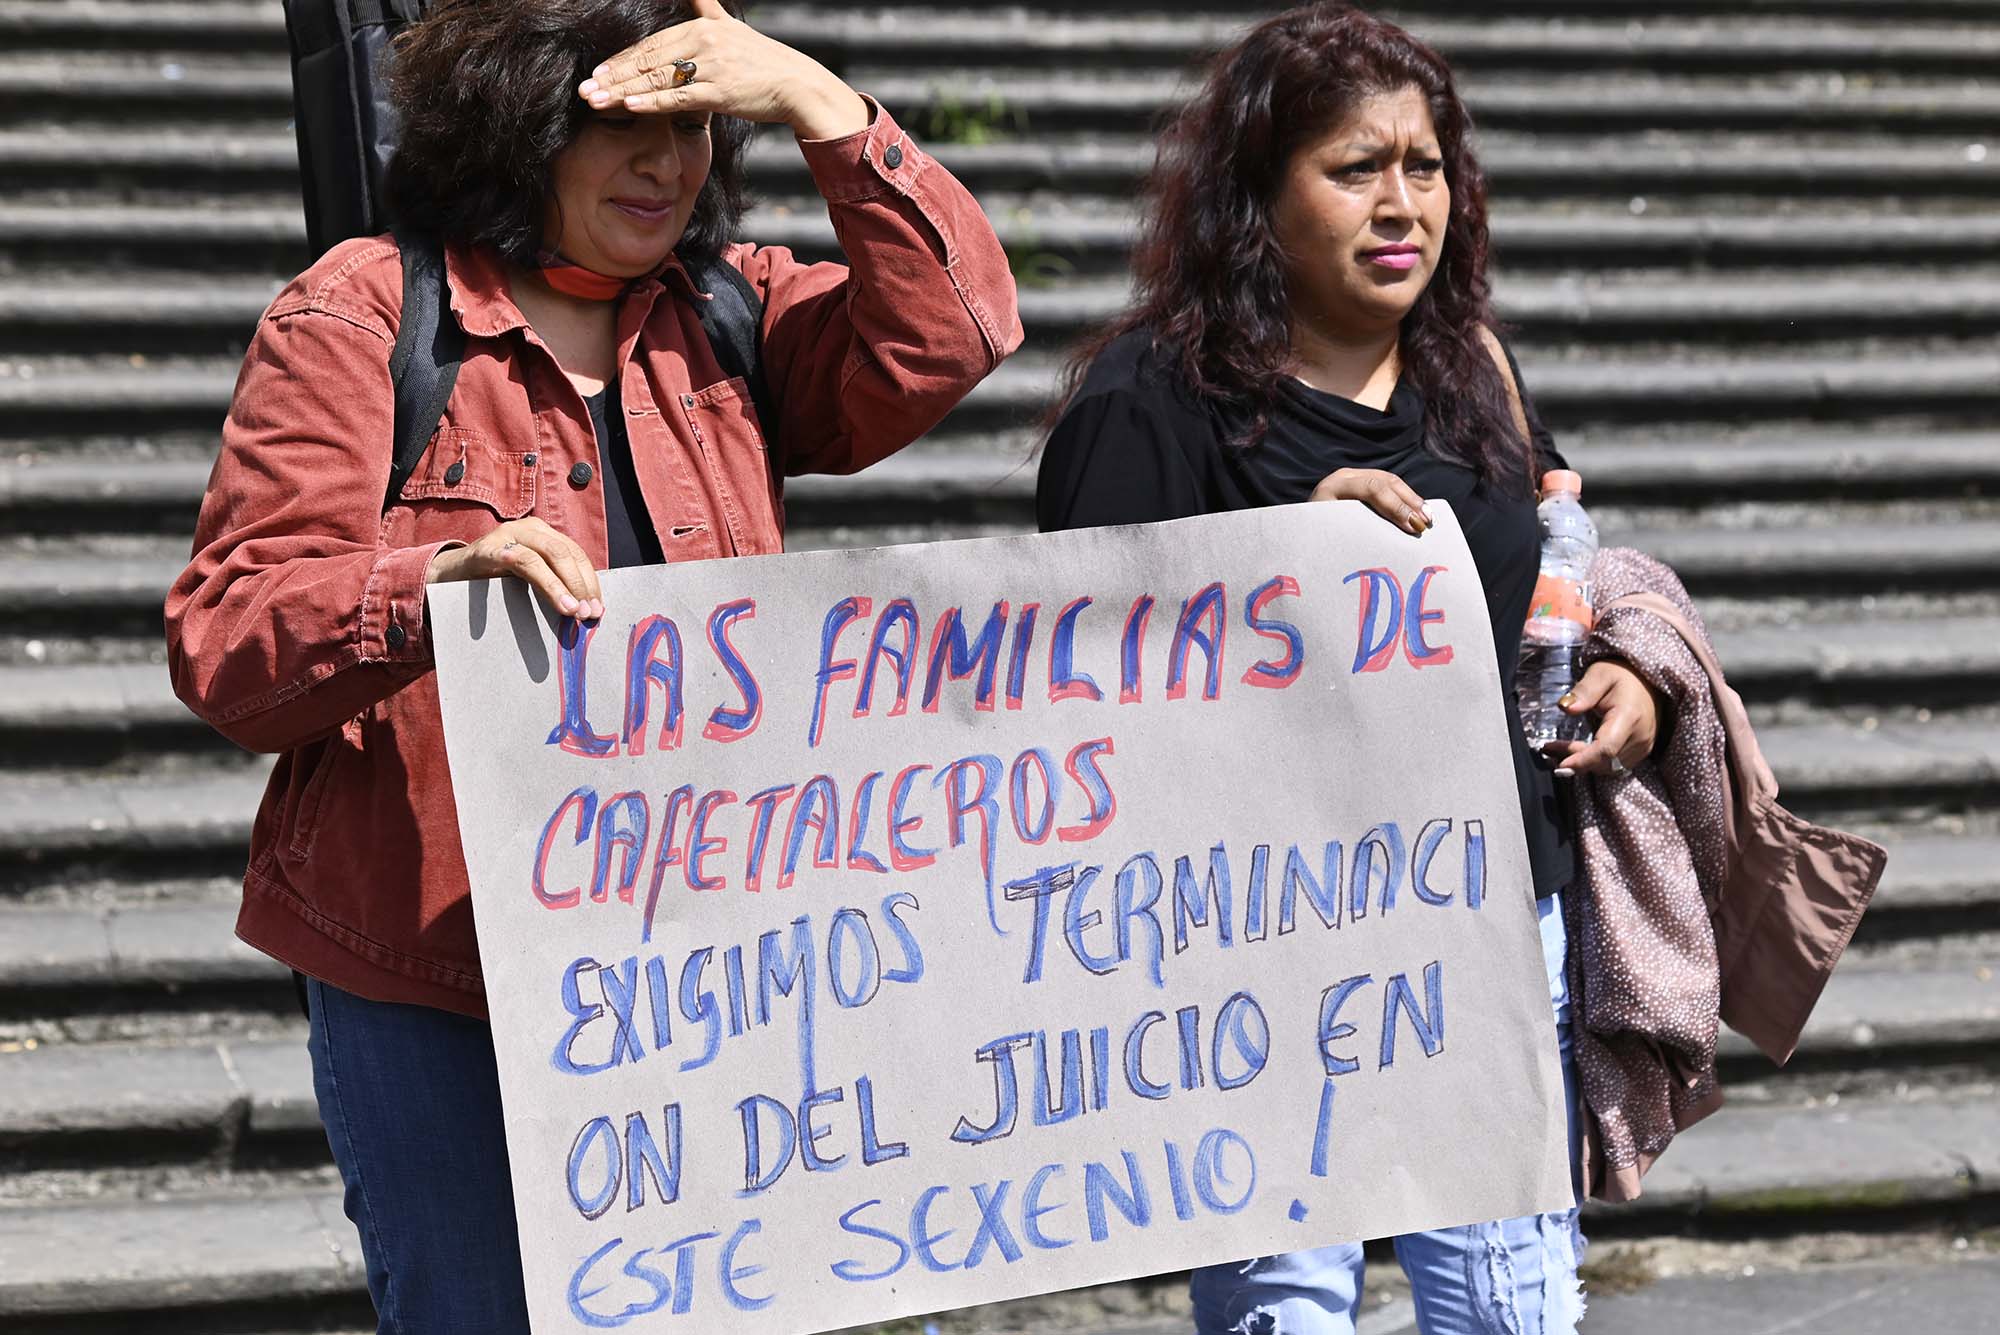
[1568,549,1887,1202]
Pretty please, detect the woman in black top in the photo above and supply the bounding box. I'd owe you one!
[1038,7,1663,1333]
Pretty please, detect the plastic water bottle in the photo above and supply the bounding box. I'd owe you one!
[1517,469,1599,750]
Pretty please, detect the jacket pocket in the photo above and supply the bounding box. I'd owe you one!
[283,729,348,862]
[393,428,538,520]
[678,379,781,555]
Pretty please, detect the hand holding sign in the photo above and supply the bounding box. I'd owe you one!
[427,517,606,622]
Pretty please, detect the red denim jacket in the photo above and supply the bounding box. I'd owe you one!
[164,108,1023,1017]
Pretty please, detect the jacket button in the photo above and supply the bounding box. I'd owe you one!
[386,623,408,650]
[443,460,465,486]
[883,143,904,170]
[568,461,594,488]
[523,452,538,467]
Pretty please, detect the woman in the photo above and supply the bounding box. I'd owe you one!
[1038,6,1662,1333]
[164,1,1019,1327]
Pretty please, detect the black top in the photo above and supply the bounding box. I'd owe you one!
[1036,329,1574,899]
[584,383,664,570]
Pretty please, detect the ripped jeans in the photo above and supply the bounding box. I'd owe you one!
[1190,894,1583,1335]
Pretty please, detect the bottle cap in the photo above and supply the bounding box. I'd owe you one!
[1540,469,1583,497]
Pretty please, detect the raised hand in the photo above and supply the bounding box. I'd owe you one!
[577,0,870,141]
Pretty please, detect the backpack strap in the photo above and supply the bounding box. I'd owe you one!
[383,227,464,511]
[281,0,430,257]
[681,250,778,463]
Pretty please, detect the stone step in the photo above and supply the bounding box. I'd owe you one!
[0,1088,1992,1324]
[8,51,1996,135]
[804,11,2000,74]
[7,343,2000,442]
[0,1032,315,1165]
[0,717,1993,880]
[846,69,2000,133]
[0,50,291,110]
[1599,1088,1999,1220]
[787,509,2000,599]
[1613,518,2000,593]
[0,661,192,734]
[1715,938,2000,1064]
[1009,274,2000,348]
[0,1186,366,1324]
[1871,832,2000,915]
[0,902,280,994]
[1551,1258,2000,1335]
[11,431,1995,538]
[1703,614,2000,699]
[1749,715,2000,814]
[0,763,269,866]
[7,509,2000,649]
[0,0,286,52]
[13,269,2000,357]
[1409,0,2000,11]
[698,10,2000,75]
[5,126,1996,199]
[1564,430,2000,500]
[5,2,1999,67]
[10,200,2000,275]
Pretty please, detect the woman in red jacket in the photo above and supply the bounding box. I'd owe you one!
[164,1,1019,1328]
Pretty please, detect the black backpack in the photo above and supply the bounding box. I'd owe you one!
[280,0,775,510]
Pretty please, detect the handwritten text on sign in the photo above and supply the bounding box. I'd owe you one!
[428,503,1572,1335]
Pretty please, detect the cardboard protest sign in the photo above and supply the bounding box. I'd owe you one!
[428,502,1572,1335]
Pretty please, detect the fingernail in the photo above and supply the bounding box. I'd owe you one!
[588,90,612,107]
[593,63,610,80]
[591,600,606,620]
[1557,693,1577,709]
[1554,768,1575,778]
[578,78,599,95]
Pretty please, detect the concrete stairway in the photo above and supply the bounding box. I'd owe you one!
[2,1,1997,1330]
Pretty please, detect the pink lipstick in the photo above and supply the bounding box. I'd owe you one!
[1362,243,1421,271]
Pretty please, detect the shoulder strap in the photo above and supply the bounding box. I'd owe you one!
[682,251,778,460]
[383,228,464,511]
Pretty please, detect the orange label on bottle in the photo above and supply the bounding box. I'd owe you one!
[1528,573,1594,631]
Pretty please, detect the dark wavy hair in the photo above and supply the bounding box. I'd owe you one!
[1058,3,1526,481]
[384,0,752,266]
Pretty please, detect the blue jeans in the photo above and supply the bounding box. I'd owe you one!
[306,977,532,1334]
[1190,895,1584,1335]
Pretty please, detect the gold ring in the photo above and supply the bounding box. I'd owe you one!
[671,58,697,87]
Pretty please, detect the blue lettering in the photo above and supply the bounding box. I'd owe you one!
[832,1199,910,1282]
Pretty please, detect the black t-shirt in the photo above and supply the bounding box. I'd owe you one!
[1036,329,1575,899]
[584,383,664,570]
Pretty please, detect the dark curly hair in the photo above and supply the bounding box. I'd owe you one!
[1058,2,1526,482]
[384,0,751,266]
